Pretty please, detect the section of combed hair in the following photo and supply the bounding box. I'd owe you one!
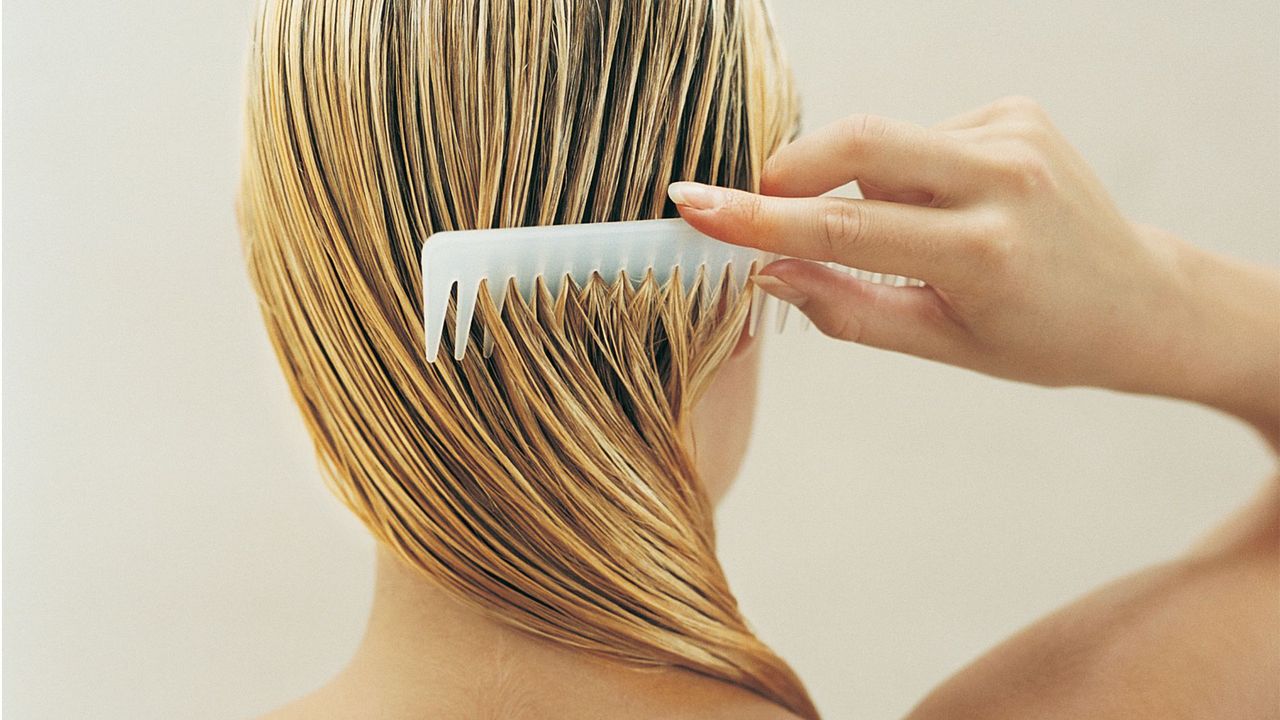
[236,0,814,716]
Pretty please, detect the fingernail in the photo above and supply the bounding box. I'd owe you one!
[668,181,722,211]
[752,274,808,307]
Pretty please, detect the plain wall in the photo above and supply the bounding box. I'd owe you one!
[4,1,1277,718]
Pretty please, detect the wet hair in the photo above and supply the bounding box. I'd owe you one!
[235,0,812,715]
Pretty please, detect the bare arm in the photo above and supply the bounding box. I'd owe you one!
[666,96,1280,718]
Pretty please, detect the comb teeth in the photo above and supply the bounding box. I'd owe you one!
[420,218,925,361]
[421,218,770,361]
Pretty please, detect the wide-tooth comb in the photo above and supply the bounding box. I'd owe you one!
[420,217,926,361]
[421,218,775,361]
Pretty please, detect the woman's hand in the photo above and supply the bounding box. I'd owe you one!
[668,96,1280,450]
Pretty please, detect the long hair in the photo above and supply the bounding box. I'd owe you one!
[235,0,813,716]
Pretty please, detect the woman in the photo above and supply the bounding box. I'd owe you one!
[239,0,816,717]
[238,0,1278,717]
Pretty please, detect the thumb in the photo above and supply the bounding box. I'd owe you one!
[754,258,963,361]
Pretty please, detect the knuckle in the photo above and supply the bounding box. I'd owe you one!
[728,190,764,225]
[841,113,889,150]
[832,311,865,343]
[812,310,863,343]
[1008,120,1051,148]
[991,149,1054,194]
[993,94,1043,117]
[818,200,866,258]
[961,211,1017,274]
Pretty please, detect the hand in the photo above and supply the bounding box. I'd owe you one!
[668,96,1280,448]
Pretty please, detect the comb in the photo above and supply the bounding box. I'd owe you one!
[420,217,923,361]
[422,218,772,361]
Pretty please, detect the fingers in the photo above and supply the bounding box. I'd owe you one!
[759,113,980,201]
[932,104,1000,131]
[856,180,935,206]
[668,183,986,286]
[752,258,964,359]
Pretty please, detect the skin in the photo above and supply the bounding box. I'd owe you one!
[668,95,1280,719]
[264,96,1276,719]
[689,312,765,504]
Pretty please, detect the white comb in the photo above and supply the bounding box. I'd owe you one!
[420,217,924,361]
[421,218,777,361]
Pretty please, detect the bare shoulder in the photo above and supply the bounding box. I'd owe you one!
[904,478,1280,720]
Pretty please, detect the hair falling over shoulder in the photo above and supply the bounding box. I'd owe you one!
[235,0,815,716]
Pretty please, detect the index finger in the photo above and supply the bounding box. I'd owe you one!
[760,114,979,201]
[668,182,987,287]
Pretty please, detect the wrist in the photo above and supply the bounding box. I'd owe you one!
[1163,238,1280,452]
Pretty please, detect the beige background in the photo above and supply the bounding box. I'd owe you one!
[5,1,1277,718]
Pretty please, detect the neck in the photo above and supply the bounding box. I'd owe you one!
[315,546,796,720]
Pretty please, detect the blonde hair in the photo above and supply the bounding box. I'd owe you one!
[236,0,812,716]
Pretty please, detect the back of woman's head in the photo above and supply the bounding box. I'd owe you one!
[236,0,812,716]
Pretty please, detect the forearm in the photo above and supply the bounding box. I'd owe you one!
[1140,232,1280,454]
